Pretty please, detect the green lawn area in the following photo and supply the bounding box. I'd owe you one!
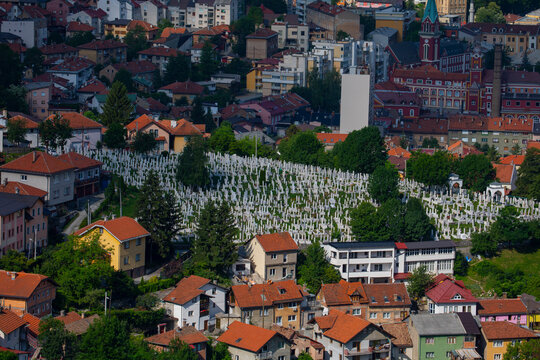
[459,248,540,298]
[78,188,140,229]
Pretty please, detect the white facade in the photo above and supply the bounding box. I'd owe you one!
[67,11,103,36]
[98,0,133,20]
[339,73,372,133]
[395,241,456,276]
[170,283,227,330]
[167,5,187,27]
[271,22,310,52]
[133,0,166,26]
[65,128,103,152]
[427,300,478,316]
[1,19,47,48]
[186,0,238,29]
[48,66,93,89]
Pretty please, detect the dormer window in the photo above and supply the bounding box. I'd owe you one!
[452,293,462,300]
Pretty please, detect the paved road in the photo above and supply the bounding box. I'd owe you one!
[63,194,105,235]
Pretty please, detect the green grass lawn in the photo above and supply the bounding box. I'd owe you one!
[78,188,140,229]
[459,248,540,298]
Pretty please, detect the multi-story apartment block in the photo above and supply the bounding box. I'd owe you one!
[186,0,238,29]
[25,82,53,120]
[0,270,57,317]
[246,232,299,282]
[435,0,467,22]
[138,46,182,73]
[460,23,540,56]
[58,152,102,199]
[0,18,47,48]
[167,0,189,27]
[163,275,227,330]
[47,57,94,89]
[78,39,128,65]
[374,7,416,42]
[271,17,309,52]
[325,241,456,283]
[98,0,134,21]
[306,1,363,40]
[133,0,166,26]
[67,9,108,36]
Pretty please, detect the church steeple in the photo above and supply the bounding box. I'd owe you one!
[419,0,441,67]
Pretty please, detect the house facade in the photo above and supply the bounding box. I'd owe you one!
[478,299,527,326]
[480,321,537,360]
[58,152,102,199]
[246,232,299,282]
[0,309,27,351]
[50,112,103,151]
[426,274,479,315]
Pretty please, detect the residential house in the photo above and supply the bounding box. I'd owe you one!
[363,283,412,324]
[78,39,128,65]
[74,216,149,278]
[217,321,292,360]
[126,114,171,151]
[229,280,305,330]
[126,20,159,39]
[0,270,57,317]
[480,321,537,360]
[425,274,479,315]
[47,57,94,89]
[386,117,449,150]
[46,0,72,27]
[312,310,392,360]
[185,0,238,29]
[306,1,362,41]
[409,313,481,360]
[145,326,208,357]
[99,60,157,85]
[271,16,309,52]
[24,82,52,120]
[381,322,413,360]
[22,312,41,351]
[67,9,108,36]
[246,28,278,60]
[478,298,527,326]
[394,240,456,279]
[159,119,206,152]
[0,193,47,257]
[166,0,189,27]
[66,22,95,38]
[317,278,370,318]
[245,232,299,282]
[316,133,347,150]
[55,311,100,336]
[103,19,131,38]
[0,151,75,206]
[158,81,204,104]
[0,181,48,199]
[0,309,27,351]
[7,116,39,147]
[163,275,227,331]
[98,0,134,21]
[133,1,166,27]
[77,79,107,104]
[271,325,324,360]
[435,0,466,22]
[138,47,183,73]
[0,19,47,48]
[520,293,540,330]
[57,152,102,199]
[492,163,518,192]
[499,155,525,168]
[240,93,309,131]
[49,112,103,151]
[39,43,78,61]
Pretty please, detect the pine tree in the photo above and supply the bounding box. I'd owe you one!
[190,98,206,124]
[199,41,218,80]
[101,81,132,126]
[176,136,210,189]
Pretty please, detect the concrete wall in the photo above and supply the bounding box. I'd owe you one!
[339,73,371,134]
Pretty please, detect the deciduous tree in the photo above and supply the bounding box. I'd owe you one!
[103,122,127,149]
[334,126,387,174]
[297,240,341,293]
[6,117,28,146]
[132,131,157,153]
[176,136,210,189]
[457,154,495,192]
[38,318,78,360]
[407,265,434,300]
[368,164,399,204]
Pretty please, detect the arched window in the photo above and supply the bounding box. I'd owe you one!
[424,44,429,60]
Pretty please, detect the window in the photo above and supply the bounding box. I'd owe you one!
[369,312,377,319]
[21,175,27,181]
[283,254,287,262]
[136,238,142,246]
[277,303,284,309]
[493,341,503,347]
[269,269,276,276]
[271,254,277,259]
[426,352,435,358]
[123,256,129,265]
[259,308,269,316]
[276,316,282,325]
[447,337,456,344]
[352,308,361,315]
[124,242,130,249]
[288,315,296,322]
[494,355,501,360]
[425,337,434,344]
[188,311,194,316]
[136,253,141,262]
[446,351,452,358]
[383,312,391,319]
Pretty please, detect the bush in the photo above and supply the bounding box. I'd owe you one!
[473,260,499,277]
[138,276,177,294]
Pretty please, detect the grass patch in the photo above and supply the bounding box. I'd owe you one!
[79,188,140,229]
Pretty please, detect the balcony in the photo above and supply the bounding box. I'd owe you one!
[200,309,209,316]
[344,343,390,356]
[256,351,273,360]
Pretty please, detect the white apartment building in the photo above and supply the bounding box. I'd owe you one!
[271,20,310,52]
[133,0,167,26]
[167,0,189,27]
[324,240,456,283]
[186,0,238,29]
[98,0,133,21]
[1,19,47,48]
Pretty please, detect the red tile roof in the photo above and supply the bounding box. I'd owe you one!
[231,280,304,308]
[55,311,82,325]
[78,39,127,50]
[0,309,27,335]
[138,47,180,57]
[145,326,207,347]
[74,216,150,242]
[9,115,39,129]
[481,321,537,340]
[364,283,411,307]
[388,146,411,159]
[67,21,95,32]
[254,232,298,253]
[307,1,347,16]
[527,141,540,150]
[82,8,107,18]
[160,119,205,136]
[217,321,279,352]
[0,151,75,175]
[487,117,533,133]
[159,81,204,95]
[112,60,157,74]
[317,310,372,343]
[49,57,94,72]
[126,114,155,132]
[390,117,448,135]
[319,280,368,307]
[493,163,515,184]
[316,133,348,145]
[7,43,26,54]
[392,65,468,82]
[78,79,107,93]
[128,20,158,32]
[47,112,102,130]
[58,152,103,170]
[478,299,527,316]
[160,27,188,38]
[426,276,477,304]
[39,43,78,55]
[499,155,525,166]
[0,271,53,299]
[381,322,412,348]
[163,275,211,305]
[0,181,48,198]
[246,28,278,39]
[22,313,41,335]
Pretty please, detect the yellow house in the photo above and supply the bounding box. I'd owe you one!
[481,321,537,360]
[159,119,207,153]
[521,293,540,330]
[74,216,149,278]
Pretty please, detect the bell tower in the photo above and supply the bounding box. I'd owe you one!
[419,0,441,68]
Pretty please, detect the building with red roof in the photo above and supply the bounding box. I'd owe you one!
[0,151,76,206]
[46,0,72,26]
[0,309,28,351]
[46,112,103,151]
[99,60,157,85]
[67,8,107,36]
[240,93,309,130]
[0,181,47,198]
[217,321,292,360]
[499,155,525,167]
[478,298,528,326]
[78,39,127,64]
[245,232,299,282]
[246,28,278,60]
[145,326,208,358]
[163,275,227,331]
[66,21,95,35]
[0,271,57,318]
[58,152,102,198]
[47,57,94,89]
[425,274,478,315]
[39,43,78,60]
[158,81,204,104]
[492,163,517,191]
[316,133,348,150]
[74,216,149,278]
[313,310,392,358]
[138,46,185,73]
[481,321,537,360]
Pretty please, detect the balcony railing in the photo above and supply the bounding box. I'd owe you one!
[256,351,273,360]
[344,343,390,356]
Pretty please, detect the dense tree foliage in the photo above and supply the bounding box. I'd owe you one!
[124,25,149,61]
[164,54,191,84]
[0,351,16,360]
[199,42,219,80]
[6,117,28,146]
[334,126,387,174]
[453,251,469,277]
[407,265,434,300]
[132,132,157,154]
[483,47,511,70]
[475,2,505,23]
[209,122,236,153]
[279,131,326,166]
[421,137,440,149]
[38,115,73,152]
[297,241,341,294]
[0,45,25,111]
[113,68,135,92]
[66,32,95,47]
[176,136,210,189]
[504,338,540,360]
[39,318,78,360]
[515,148,540,200]
[291,69,341,112]
[457,154,495,192]
[103,122,127,149]
[101,82,133,126]
[368,164,399,204]
[24,47,44,75]
[0,250,34,272]
[407,151,454,187]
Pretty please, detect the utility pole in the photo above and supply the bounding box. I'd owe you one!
[261,287,265,329]
[87,199,91,224]
[104,291,110,316]
[119,186,123,217]
[33,228,37,260]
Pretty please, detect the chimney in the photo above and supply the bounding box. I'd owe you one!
[60,310,65,317]
[492,44,503,117]
[171,120,177,128]
[10,272,17,280]
[81,312,85,319]
[15,187,19,194]
[32,151,37,162]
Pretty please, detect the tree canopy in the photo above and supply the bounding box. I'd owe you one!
[457,154,495,192]
[38,115,72,152]
[407,265,434,300]
[132,132,157,154]
[297,241,341,294]
[515,148,540,201]
[176,136,210,189]
[407,151,454,187]
[279,131,326,166]
[368,164,399,204]
[103,122,127,149]
[6,117,28,146]
[334,126,387,174]
[475,2,505,23]
[101,82,132,126]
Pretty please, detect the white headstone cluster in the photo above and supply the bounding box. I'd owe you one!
[81,149,540,244]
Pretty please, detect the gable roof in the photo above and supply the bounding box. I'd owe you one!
[493,163,514,184]
[159,80,204,95]
[22,313,41,336]
[39,43,78,55]
[74,216,150,243]
[78,79,107,93]
[145,326,208,347]
[163,275,211,305]
[217,321,279,352]
[319,280,368,307]
[381,323,412,348]
[410,313,467,336]
[364,283,411,307]
[231,280,304,308]
[0,193,41,216]
[64,314,100,335]
[478,299,527,316]
[56,311,82,325]
[316,133,348,145]
[138,47,180,57]
[58,152,103,170]
[159,119,205,136]
[67,21,95,32]
[78,39,127,50]
[246,28,278,39]
[481,321,537,340]
[316,310,373,344]
[426,276,477,304]
[254,232,298,253]
[0,271,53,300]
[0,181,47,198]
[0,309,27,335]
[499,155,525,166]
[0,151,75,175]
[47,112,103,130]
